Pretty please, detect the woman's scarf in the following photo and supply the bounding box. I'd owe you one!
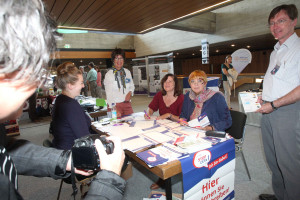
[112,66,126,94]
[189,88,216,120]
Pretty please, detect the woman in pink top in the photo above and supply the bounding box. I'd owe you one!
[96,66,102,98]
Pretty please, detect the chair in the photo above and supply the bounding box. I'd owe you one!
[226,110,251,180]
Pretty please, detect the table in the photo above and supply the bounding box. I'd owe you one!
[238,91,262,127]
[92,122,235,200]
[91,125,181,200]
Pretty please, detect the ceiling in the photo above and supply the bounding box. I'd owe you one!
[43,0,277,58]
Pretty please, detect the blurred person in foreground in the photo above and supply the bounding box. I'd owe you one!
[256,4,300,200]
[179,70,232,131]
[104,48,135,117]
[0,0,125,199]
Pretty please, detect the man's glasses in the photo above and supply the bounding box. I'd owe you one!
[190,79,205,85]
[268,19,289,27]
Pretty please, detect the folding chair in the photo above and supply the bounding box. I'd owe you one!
[226,110,251,180]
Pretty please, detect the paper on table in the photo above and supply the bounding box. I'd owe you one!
[122,136,155,152]
[143,131,174,144]
[98,123,143,140]
[239,92,261,112]
[188,115,210,128]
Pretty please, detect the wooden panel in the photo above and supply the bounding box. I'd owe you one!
[51,51,136,59]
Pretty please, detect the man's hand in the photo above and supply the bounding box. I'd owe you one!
[256,102,273,114]
[95,136,125,176]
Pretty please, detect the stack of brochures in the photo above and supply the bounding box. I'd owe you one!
[173,134,212,153]
[136,143,189,168]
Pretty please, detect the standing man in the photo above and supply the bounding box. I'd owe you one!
[79,66,88,96]
[104,48,135,117]
[86,62,97,97]
[257,4,300,200]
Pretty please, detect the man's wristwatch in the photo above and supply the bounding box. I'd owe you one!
[270,101,278,110]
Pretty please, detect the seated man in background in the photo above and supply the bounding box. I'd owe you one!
[0,0,125,199]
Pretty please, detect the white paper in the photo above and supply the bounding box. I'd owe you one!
[239,92,261,112]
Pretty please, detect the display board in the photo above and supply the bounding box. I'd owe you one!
[132,58,148,95]
[183,77,220,94]
[148,53,174,96]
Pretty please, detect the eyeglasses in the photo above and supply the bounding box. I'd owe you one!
[114,57,124,61]
[268,19,289,27]
[190,79,205,85]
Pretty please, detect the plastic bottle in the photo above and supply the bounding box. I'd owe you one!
[111,103,117,124]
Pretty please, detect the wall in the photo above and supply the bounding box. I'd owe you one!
[177,49,272,76]
[134,0,300,57]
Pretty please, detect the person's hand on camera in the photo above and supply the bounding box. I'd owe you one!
[66,156,94,176]
[95,136,125,176]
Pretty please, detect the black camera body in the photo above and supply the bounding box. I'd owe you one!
[71,134,114,171]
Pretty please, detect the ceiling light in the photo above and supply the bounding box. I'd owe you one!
[139,0,234,33]
[192,53,195,55]
[57,26,107,32]
[216,50,219,52]
[247,45,251,48]
[231,44,235,47]
[176,53,179,55]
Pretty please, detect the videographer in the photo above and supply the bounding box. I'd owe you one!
[0,0,126,199]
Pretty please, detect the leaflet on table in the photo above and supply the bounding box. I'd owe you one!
[136,143,189,168]
[239,92,261,112]
[122,135,157,152]
[142,131,174,144]
[172,126,206,137]
[173,134,212,154]
[188,113,210,128]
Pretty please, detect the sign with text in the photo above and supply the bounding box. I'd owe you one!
[201,39,209,64]
[180,139,235,200]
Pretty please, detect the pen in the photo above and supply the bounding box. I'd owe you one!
[144,110,150,119]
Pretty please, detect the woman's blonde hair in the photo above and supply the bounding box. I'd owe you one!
[188,70,207,84]
[56,62,82,90]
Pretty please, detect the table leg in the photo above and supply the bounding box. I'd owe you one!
[165,178,172,200]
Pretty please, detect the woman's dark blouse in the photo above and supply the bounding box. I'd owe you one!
[52,94,91,150]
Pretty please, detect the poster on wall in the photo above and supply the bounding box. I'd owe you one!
[202,39,209,64]
[231,48,252,74]
[148,53,174,96]
[132,58,148,95]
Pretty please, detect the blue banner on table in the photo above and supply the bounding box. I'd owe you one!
[180,139,235,200]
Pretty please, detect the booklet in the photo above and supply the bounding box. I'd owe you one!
[239,92,261,112]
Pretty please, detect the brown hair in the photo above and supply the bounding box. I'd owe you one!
[111,48,125,62]
[161,73,181,97]
[268,4,298,23]
[56,62,82,90]
[225,55,232,63]
[188,70,207,84]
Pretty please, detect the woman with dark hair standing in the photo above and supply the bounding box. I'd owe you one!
[144,73,184,121]
[221,55,233,108]
[52,62,91,150]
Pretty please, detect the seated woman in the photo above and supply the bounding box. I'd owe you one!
[52,62,92,150]
[144,73,184,190]
[180,70,232,131]
[144,73,184,121]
